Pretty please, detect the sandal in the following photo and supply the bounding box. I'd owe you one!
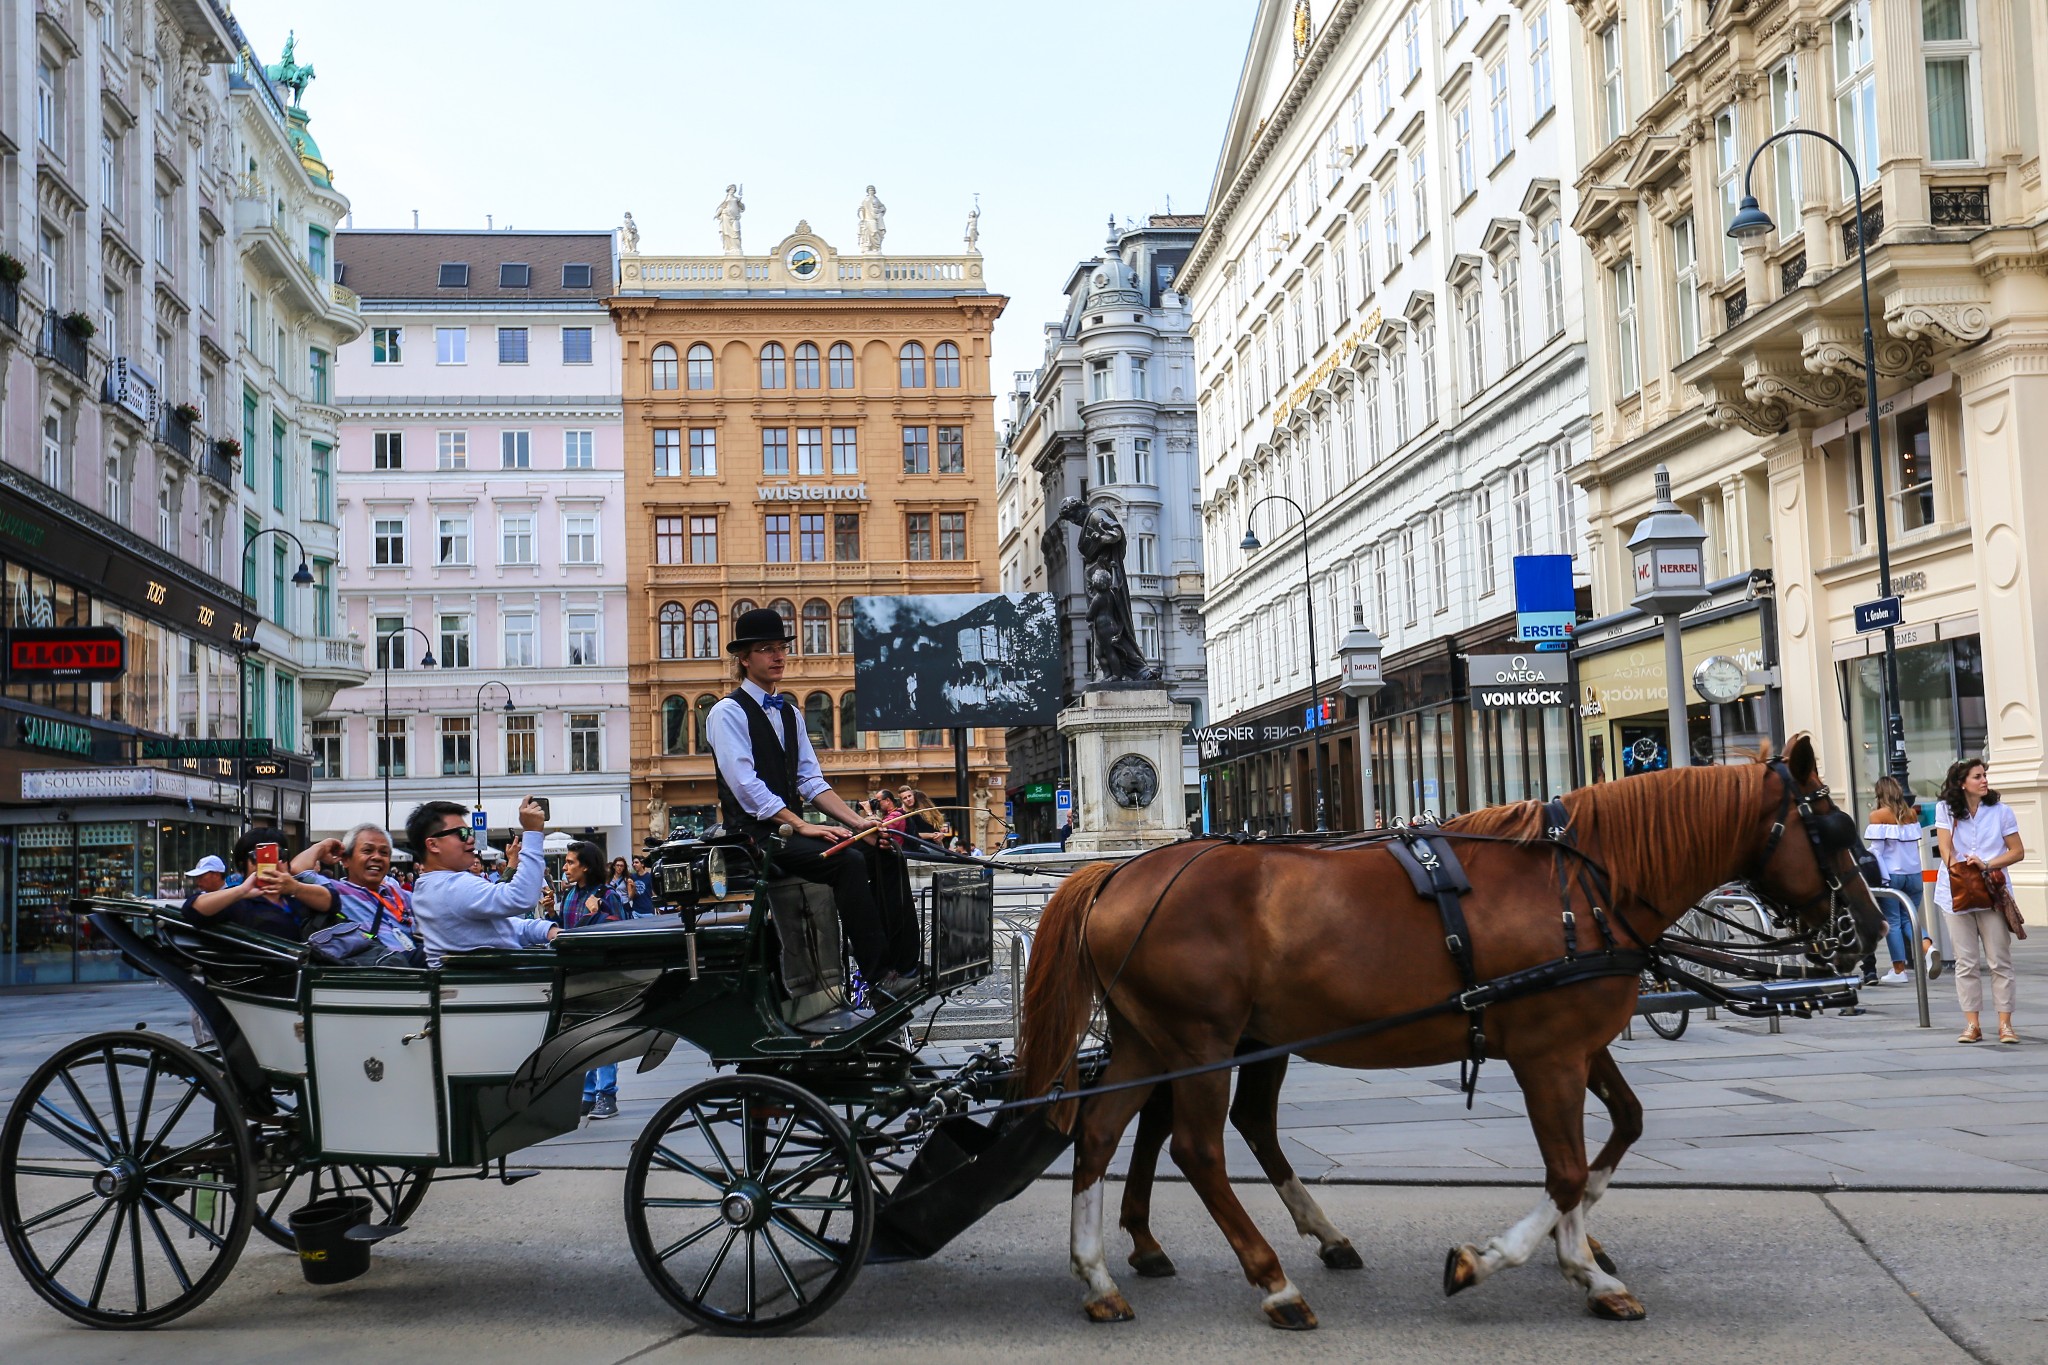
[1957,1026,1982,1044]
[1999,1028,2020,1045]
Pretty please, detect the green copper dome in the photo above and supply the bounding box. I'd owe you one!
[286,106,331,187]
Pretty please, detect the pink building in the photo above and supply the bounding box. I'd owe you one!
[316,230,631,855]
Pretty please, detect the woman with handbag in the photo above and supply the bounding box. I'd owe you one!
[1935,759,2025,1044]
[1863,776,1927,985]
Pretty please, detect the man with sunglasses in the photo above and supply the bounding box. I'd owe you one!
[406,795,557,965]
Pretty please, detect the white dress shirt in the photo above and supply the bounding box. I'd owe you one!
[706,678,831,822]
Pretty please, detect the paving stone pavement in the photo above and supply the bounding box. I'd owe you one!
[1,935,2042,1190]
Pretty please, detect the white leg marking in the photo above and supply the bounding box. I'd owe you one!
[1070,1184,1122,1302]
[1261,1277,1306,1313]
[1554,1203,1629,1299]
[1463,1194,1561,1285]
[1582,1164,1614,1211]
[1276,1176,1349,1252]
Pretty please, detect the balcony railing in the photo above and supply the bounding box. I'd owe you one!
[296,635,367,672]
[200,442,236,488]
[159,412,194,461]
[38,309,90,382]
[645,558,985,588]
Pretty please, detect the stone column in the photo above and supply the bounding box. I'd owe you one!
[1764,430,1831,759]
[1056,686,1191,853]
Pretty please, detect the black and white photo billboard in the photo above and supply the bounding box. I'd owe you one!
[854,593,1060,730]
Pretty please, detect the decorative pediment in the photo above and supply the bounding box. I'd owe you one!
[1374,316,1409,349]
[1571,183,1636,244]
[1620,134,1686,191]
[1480,217,1523,259]
[1519,178,1562,221]
[1400,289,1435,323]
[1446,253,1485,292]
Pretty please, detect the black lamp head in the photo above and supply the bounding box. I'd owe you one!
[291,560,315,586]
[1727,194,1775,240]
[1239,528,1262,552]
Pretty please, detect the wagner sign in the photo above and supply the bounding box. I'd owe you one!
[1467,652,1569,710]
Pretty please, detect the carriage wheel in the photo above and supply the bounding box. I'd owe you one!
[251,1162,433,1250]
[1,1030,256,1328]
[625,1075,873,1334]
[1638,970,1690,1041]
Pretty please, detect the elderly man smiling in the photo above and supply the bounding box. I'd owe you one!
[291,823,419,958]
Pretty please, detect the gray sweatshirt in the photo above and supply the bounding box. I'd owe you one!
[412,829,552,964]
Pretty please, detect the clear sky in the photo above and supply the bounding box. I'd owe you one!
[230,0,1257,410]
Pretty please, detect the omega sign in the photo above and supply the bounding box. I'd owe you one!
[1467,652,1569,711]
[756,483,867,502]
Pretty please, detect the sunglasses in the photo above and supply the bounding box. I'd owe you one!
[431,825,476,843]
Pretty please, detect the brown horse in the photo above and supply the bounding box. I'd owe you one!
[1018,737,1881,1328]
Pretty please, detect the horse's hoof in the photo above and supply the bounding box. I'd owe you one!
[1590,1290,1647,1321]
[1443,1244,1481,1297]
[1084,1291,1135,1323]
[1319,1241,1365,1271]
[1263,1296,1318,1330]
[1588,1235,1618,1276]
[1129,1248,1177,1278]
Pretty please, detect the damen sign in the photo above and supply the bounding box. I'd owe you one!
[1467,653,1569,710]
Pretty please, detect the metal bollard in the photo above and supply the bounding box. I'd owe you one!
[1008,935,1024,1040]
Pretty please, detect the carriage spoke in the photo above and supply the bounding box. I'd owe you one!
[757,1107,800,1178]
[13,1162,99,1181]
[744,1230,757,1321]
[652,1213,726,1263]
[769,1211,844,1265]
[44,1199,115,1277]
[641,1197,723,1209]
[776,1195,856,1212]
[19,1188,101,1232]
[147,1173,236,1192]
[142,1204,194,1294]
[650,1143,726,1193]
[57,1068,117,1157]
[145,1132,234,1176]
[131,1052,162,1151]
[694,1228,740,1302]
[141,1189,228,1250]
[102,1049,134,1152]
[689,1106,740,1182]
[767,1145,842,1197]
[141,1084,201,1160]
[87,1201,127,1311]
[760,1226,807,1305]
[31,1099,111,1163]
[128,1189,148,1316]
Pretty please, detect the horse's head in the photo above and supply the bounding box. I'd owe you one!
[1748,734,1886,973]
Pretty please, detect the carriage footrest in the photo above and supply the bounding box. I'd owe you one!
[867,1113,1073,1263]
[496,1167,543,1185]
[343,1222,406,1243]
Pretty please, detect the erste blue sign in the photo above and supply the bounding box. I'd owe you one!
[1513,554,1577,644]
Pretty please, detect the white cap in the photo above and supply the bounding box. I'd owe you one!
[185,855,228,877]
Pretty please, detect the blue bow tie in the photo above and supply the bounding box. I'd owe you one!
[760,693,786,712]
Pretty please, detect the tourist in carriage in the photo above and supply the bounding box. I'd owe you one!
[407,796,558,965]
[290,823,421,958]
[185,827,337,941]
[707,607,922,1000]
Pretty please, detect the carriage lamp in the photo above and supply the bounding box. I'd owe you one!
[1337,606,1385,830]
[1625,466,1708,768]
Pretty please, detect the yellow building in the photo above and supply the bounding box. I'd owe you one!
[610,215,1008,850]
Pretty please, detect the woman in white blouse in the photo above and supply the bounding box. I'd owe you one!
[1934,759,2024,1044]
[1862,776,1926,985]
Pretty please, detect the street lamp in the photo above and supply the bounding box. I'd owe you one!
[474,680,515,819]
[380,625,437,833]
[1626,465,1709,769]
[1728,127,1908,791]
[1338,603,1385,829]
[1241,492,1328,832]
[235,527,316,822]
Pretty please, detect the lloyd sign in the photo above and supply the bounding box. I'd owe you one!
[1467,653,1569,710]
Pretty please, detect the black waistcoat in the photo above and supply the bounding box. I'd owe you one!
[714,688,801,837]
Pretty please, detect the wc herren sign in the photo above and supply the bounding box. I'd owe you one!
[1467,653,1569,711]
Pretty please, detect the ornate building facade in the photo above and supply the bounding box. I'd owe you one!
[998,216,1208,841]
[1184,0,1593,832]
[611,209,1007,852]
[1563,0,2048,907]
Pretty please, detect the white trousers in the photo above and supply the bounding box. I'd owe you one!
[1949,908,2017,1017]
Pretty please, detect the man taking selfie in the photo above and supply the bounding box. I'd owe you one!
[408,795,557,965]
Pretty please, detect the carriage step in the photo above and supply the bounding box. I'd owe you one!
[495,1167,544,1185]
[343,1222,406,1243]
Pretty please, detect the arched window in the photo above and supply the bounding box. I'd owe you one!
[934,341,961,387]
[694,694,718,754]
[650,343,678,391]
[805,692,834,750]
[661,695,689,755]
[770,599,796,649]
[840,692,861,750]
[731,598,757,631]
[658,601,687,660]
[801,598,831,656]
[686,343,714,390]
[828,342,855,388]
[793,342,821,389]
[836,599,856,655]
[898,341,927,388]
[759,342,786,390]
[690,601,720,659]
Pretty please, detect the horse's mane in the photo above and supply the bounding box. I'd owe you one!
[1448,763,1769,906]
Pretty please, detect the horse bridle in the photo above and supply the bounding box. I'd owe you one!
[1754,759,1873,961]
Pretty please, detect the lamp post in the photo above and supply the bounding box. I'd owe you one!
[1728,128,1907,791]
[235,528,315,822]
[380,625,437,833]
[1338,603,1385,830]
[474,680,514,820]
[1626,465,1709,768]
[1241,493,1328,832]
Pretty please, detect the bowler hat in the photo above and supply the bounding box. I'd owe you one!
[727,606,796,655]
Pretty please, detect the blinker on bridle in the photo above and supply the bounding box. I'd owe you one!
[1755,759,1868,958]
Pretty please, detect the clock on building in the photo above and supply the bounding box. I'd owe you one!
[786,245,821,280]
[1692,654,1747,705]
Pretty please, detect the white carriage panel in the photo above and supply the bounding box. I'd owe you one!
[438,983,552,1007]
[309,1011,441,1158]
[221,999,306,1076]
[439,1009,552,1077]
[309,987,432,1009]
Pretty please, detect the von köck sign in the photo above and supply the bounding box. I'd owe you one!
[1467,653,1570,710]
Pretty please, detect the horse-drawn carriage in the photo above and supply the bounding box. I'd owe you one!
[0,834,1090,1332]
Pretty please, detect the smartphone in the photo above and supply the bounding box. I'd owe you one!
[254,842,280,876]
[533,796,551,820]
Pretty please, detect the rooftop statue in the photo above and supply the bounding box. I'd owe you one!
[265,31,316,107]
[715,185,744,254]
[857,186,887,253]
[619,211,640,255]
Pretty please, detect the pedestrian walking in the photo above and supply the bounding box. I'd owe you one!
[557,840,627,1118]
[1862,776,1925,984]
[1935,759,2024,1044]
[629,856,656,918]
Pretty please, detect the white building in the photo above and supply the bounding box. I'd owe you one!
[1185,0,1591,831]
[997,215,1209,839]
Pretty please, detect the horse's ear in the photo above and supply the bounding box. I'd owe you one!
[1786,732,1819,785]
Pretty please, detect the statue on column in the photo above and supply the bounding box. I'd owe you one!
[856,185,887,253]
[1057,497,1159,684]
[618,211,641,255]
[963,196,980,253]
[715,185,744,254]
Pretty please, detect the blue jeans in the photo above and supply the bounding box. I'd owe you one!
[583,1064,617,1101]
[1883,872,1922,967]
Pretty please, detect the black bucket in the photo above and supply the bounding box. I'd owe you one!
[289,1196,373,1284]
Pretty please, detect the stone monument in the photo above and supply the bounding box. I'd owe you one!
[1053,498,1187,852]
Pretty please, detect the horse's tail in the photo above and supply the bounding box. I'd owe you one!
[1015,860,1117,1130]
